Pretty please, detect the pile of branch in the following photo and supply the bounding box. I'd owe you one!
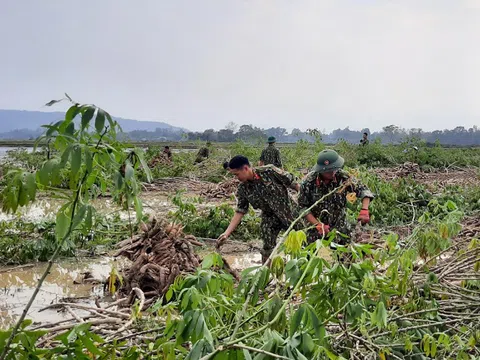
[148,154,171,167]
[114,217,202,302]
[34,287,146,348]
[374,162,424,181]
[201,178,239,199]
[374,164,480,189]
[142,177,208,194]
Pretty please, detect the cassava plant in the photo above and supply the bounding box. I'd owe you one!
[0,95,151,360]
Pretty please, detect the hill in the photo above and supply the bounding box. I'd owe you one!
[0,110,184,139]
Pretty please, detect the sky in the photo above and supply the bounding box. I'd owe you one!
[1,0,479,132]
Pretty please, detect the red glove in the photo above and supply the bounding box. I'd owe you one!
[316,223,330,236]
[357,209,370,224]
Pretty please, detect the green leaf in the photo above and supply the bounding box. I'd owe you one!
[71,146,82,178]
[81,107,95,130]
[65,121,75,136]
[243,349,253,360]
[95,109,106,133]
[56,208,71,240]
[115,172,124,190]
[67,328,78,343]
[375,302,388,330]
[60,144,73,166]
[79,334,102,355]
[165,288,173,302]
[137,151,153,182]
[17,179,28,207]
[25,172,37,202]
[105,111,116,129]
[125,162,134,181]
[65,104,80,123]
[84,206,93,231]
[38,160,54,186]
[72,204,87,230]
[290,305,305,337]
[431,338,438,357]
[133,197,143,222]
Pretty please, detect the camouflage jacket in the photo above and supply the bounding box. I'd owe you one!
[260,145,282,168]
[298,170,374,230]
[163,149,172,159]
[197,147,209,158]
[236,165,298,225]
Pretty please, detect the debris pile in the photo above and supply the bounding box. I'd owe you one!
[148,154,171,167]
[114,217,202,300]
[374,163,480,188]
[201,178,239,199]
[374,162,423,181]
[142,177,208,194]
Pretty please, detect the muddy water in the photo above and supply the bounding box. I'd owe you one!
[0,192,173,223]
[0,250,261,328]
[0,257,116,328]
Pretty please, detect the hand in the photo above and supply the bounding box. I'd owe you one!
[357,209,370,224]
[316,223,330,236]
[216,232,230,249]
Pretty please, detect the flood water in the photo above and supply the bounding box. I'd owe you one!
[0,257,116,328]
[0,250,261,328]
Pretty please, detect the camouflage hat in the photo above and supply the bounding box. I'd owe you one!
[313,149,344,173]
[267,136,276,143]
[206,141,212,146]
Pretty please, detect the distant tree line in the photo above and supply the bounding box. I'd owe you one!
[124,123,480,146]
[1,124,479,146]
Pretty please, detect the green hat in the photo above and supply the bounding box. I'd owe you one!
[267,136,276,143]
[313,149,344,173]
[206,141,212,146]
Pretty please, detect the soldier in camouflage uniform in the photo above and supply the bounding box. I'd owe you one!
[259,136,282,168]
[299,149,374,244]
[162,146,172,161]
[194,142,211,164]
[360,132,369,146]
[217,155,301,263]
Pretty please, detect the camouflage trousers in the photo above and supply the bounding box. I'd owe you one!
[260,214,303,263]
[194,156,207,164]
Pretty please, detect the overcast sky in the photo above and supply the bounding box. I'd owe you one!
[1,1,479,132]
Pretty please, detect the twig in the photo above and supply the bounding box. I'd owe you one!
[371,317,477,339]
[39,303,130,319]
[64,306,84,323]
[107,288,145,338]
[103,326,165,345]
